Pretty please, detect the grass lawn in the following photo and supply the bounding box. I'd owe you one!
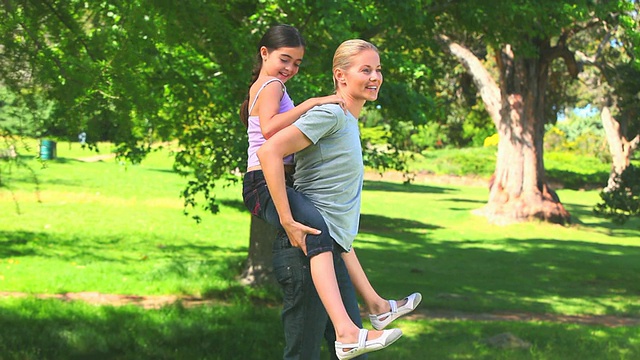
[1,141,639,359]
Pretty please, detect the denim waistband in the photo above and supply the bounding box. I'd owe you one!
[245,169,294,187]
[244,170,265,182]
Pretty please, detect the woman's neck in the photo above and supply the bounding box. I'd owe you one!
[340,94,366,118]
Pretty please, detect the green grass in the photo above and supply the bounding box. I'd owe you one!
[2,141,249,297]
[1,297,638,360]
[0,297,283,360]
[1,141,639,359]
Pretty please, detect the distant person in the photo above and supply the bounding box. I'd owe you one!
[78,132,87,145]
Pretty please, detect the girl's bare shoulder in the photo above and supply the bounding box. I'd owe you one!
[251,76,283,91]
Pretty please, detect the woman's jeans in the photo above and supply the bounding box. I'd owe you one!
[272,233,366,360]
[244,170,364,358]
[243,170,334,257]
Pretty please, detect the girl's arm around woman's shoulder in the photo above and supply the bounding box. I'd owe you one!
[260,92,345,139]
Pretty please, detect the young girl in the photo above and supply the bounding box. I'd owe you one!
[241,26,421,359]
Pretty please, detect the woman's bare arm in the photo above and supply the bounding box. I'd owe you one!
[256,125,319,253]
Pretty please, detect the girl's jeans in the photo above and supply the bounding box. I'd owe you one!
[242,170,334,257]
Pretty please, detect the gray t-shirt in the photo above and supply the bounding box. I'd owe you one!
[293,103,363,251]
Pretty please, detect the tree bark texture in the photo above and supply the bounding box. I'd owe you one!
[240,215,277,286]
[601,106,640,191]
[483,45,570,224]
[441,38,571,225]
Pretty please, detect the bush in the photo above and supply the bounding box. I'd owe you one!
[544,151,610,189]
[544,127,566,152]
[594,164,640,224]
[410,122,448,150]
[544,113,609,160]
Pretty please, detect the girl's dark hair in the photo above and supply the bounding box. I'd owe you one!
[239,24,305,127]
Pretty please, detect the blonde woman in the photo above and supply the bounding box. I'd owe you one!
[258,39,420,360]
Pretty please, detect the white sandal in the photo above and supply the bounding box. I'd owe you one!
[335,328,403,360]
[369,292,422,330]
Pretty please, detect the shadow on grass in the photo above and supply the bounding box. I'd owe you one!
[0,230,251,299]
[562,201,640,237]
[360,213,442,238]
[220,199,248,213]
[441,197,486,204]
[1,297,637,360]
[363,180,456,194]
[0,231,44,258]
[0,230,246,261]
[355,212,640,317]
[45,157,80,164]
[0,215,639,358]
[0,298,285,359]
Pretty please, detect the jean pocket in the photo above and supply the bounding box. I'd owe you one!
[273,247,301,281]
[242,189,260,216]
[274,262,292,286]
[273,248,307,299]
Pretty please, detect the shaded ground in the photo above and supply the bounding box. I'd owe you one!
[2,291,638,328]
[76,153,117,162]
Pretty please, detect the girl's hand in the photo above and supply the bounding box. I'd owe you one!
[316,95,347,114]
[281,220,321,255]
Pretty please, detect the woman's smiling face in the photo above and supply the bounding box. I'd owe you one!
[340,49,383,102]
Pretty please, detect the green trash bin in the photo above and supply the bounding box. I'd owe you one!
[40,139,57,160]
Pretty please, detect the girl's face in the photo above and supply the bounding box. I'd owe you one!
[261,46,304,83]
[339,49,383,102]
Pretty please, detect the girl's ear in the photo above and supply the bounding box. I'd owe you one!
[260,46,269,61]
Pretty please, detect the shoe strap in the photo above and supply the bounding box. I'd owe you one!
[388,299,398,314]
[358,329,368,348]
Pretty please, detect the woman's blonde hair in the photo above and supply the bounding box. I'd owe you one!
[332,39,379,90]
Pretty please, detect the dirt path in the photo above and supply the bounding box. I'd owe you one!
[2,291,638,327]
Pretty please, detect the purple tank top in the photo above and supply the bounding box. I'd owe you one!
[247,78,295,168]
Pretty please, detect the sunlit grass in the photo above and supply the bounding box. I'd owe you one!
[1,141,639,359]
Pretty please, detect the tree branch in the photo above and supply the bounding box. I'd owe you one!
[37,0,98,61]
[437,34,502,127]
[629,134,640,153]
[543,45,580,78]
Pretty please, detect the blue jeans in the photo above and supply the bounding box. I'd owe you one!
[243,170,334,257]
[272,233,366,360]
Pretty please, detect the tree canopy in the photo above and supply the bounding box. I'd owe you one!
[1,0,638,221]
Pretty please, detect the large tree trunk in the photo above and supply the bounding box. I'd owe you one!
[440,37,571,224]
[240,216,277,286]
[601,106,640,191]
[482,46,570,224]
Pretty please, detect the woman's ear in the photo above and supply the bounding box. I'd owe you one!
[334,68,346,85]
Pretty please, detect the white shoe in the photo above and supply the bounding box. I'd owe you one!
[335,328,403,360]
[369,292,422,330]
